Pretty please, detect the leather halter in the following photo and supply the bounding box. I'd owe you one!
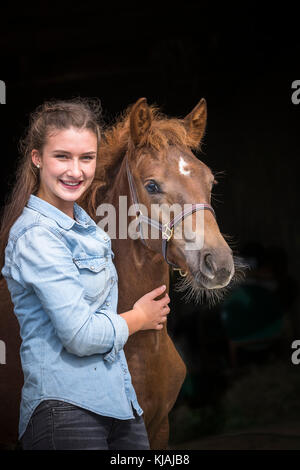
[125,155,216,274]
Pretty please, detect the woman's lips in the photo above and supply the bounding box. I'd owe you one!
[59,179,83,190]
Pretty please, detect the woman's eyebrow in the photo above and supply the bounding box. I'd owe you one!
[52,150,96,155]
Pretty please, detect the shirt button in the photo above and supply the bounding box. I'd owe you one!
[106,302,110,306]
[104,236,108,241]
[90,266,95,270]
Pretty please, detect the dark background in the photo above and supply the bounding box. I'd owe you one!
[1,2,300,448]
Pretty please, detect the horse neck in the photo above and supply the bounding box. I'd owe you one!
[109,155,170,312]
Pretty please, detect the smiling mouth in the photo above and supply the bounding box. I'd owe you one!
[59,179,83,189]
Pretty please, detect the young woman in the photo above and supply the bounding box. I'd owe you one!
[0,98,170,450]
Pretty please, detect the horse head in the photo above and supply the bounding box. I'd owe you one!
[125,97,239,303]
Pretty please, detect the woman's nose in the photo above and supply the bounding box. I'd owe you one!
[67,159,83,178]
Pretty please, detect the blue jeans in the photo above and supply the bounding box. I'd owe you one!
[20,400,150,450]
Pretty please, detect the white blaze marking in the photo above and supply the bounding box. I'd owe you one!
[179,156,190,175]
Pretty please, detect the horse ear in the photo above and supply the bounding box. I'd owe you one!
[184,98,207,145]
[130,97,152,146]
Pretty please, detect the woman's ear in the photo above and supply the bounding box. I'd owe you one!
[31,149,42,168]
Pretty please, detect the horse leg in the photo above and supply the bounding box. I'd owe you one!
[0,279,23,448]
[147,414,170,450]
[143,335,186,450]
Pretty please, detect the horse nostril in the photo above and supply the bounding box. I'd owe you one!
[200,252,217,279]
[205,253,217,274]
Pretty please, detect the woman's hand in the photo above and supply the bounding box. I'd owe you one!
[133,285,170,331]
[119,285,170,335]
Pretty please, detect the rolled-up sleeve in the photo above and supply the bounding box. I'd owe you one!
[11,225,126,359]
[98,310,129,363]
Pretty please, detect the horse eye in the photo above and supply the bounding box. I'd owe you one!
[145,181,161,194]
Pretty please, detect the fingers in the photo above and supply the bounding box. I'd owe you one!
[158,293,170,308]
[147,285,167,300]
[155,315,168,330]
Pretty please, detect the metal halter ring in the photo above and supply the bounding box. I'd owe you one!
[172,268,188,277]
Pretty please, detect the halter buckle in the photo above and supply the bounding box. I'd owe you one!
[162,224,174,241]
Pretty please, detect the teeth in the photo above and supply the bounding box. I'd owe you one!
[61,180,82,186]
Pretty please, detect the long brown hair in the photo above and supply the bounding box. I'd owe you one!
[0,97,103,275]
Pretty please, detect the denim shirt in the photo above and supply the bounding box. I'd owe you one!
[1,194,143,439]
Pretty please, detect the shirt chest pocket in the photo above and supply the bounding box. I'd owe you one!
[72,256,110,302]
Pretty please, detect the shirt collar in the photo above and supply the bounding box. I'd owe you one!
[26,194,96,230]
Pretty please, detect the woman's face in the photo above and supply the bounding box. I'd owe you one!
[32,127,97,217]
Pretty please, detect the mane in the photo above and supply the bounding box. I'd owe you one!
[79,103,202,218]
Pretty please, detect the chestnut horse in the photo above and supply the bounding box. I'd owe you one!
[79,97,236,448]
[0,97,236,449]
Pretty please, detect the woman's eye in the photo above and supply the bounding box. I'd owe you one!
[55,155,94,160]
[145,181,161,194]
